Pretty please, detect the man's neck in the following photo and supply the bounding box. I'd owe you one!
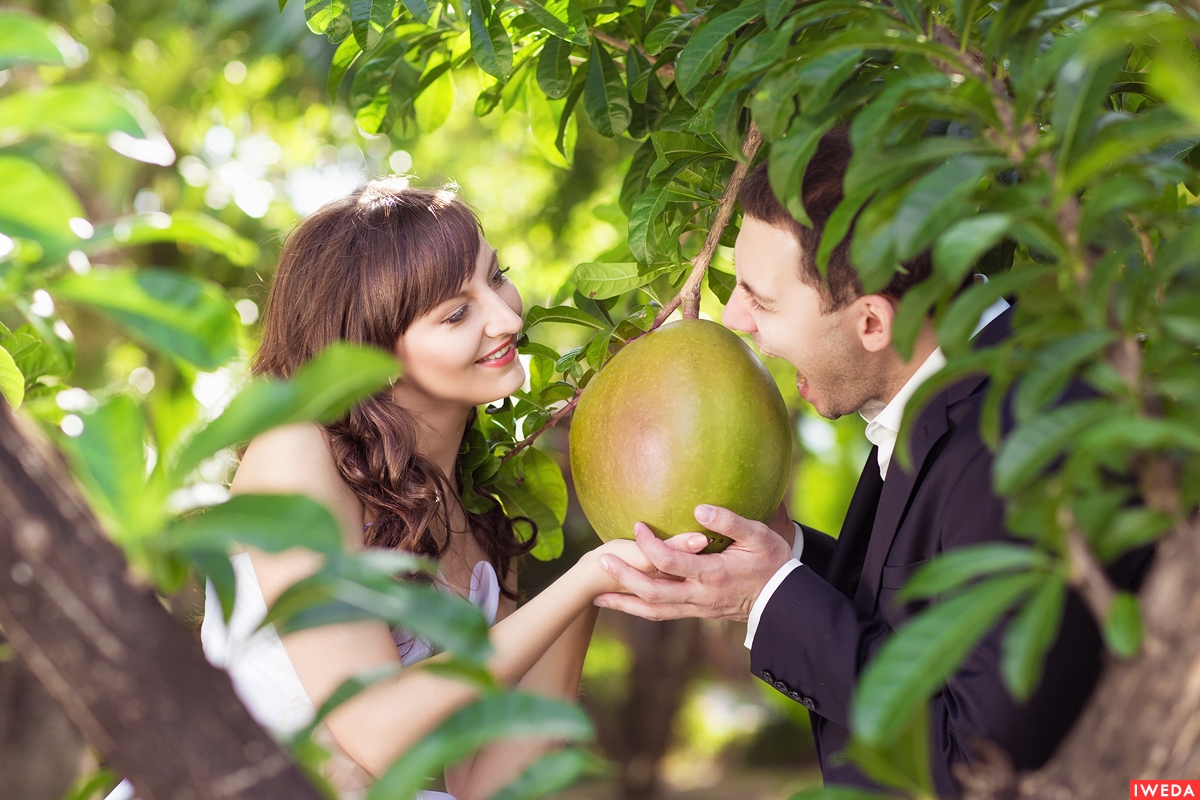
[876,328,940,407]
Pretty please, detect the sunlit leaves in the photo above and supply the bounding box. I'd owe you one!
[171,343,399,482]
[537,36,573,99]
[163,494,345,556]
[0,155,84,249]
[524,0,588,46]
[469,0,512,80]
[0,346,23,409]
[51,268,239,370]
[675,0,765,96]
[0,10,84,69]
[86,212,259,267]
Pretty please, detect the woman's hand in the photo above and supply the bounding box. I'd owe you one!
[582,535,706,597]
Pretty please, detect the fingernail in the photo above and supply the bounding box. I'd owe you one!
[598,555,614,572]
[595,598,609,608]
[695,504,715,524]
[688,535,708,551]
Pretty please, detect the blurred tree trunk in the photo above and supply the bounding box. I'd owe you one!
[0,403,322,800]
[962,514,1200,799]
[0,644,87,800]
[586,616,703,800]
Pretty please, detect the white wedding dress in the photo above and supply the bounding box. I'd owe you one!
[106,551,500,800]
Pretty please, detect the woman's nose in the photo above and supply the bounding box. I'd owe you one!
[484,290,524,338]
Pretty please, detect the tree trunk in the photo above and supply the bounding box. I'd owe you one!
[962,514,1200,799]
[0,646,87,800]
[0,403,322,800]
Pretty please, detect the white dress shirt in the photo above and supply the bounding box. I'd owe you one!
[743,294,1010,649]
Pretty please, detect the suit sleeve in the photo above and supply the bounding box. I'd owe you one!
[751,448,1109,791]
[797,524,836,579]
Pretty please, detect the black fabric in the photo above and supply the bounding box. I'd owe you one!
[749,306,1152,797]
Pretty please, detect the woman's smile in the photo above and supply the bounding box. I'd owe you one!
[477,336,518,367]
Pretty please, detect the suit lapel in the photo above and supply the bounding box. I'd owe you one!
[852,391,951,614]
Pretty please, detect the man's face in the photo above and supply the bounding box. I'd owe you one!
[723,216,882,420]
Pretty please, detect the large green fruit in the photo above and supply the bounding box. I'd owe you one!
[569,319,792,553]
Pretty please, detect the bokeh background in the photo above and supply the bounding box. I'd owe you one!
[1,1,871,796]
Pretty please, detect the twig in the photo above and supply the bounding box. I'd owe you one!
[592,29,631,51]
[653,122,764,327]
[499,393,580,465]
[1064,519,1117,623]
[589,29,675,82]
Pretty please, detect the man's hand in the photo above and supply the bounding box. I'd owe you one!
[593,504,794,622]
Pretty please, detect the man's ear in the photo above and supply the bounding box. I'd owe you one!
[855,294,897,353]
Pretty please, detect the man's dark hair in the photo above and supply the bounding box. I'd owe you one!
[739,127,933,314]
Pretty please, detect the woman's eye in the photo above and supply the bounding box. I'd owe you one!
[490,266,510,286]
[445,306,468,324]
[749,297,765,312]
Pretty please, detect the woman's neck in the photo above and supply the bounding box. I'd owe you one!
[389,385,471,489]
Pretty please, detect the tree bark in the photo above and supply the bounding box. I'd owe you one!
[962,514,1200,799]
[0,647,87,800]
[0,403,323,800]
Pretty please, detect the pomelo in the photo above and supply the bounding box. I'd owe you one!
[568,319,792,553]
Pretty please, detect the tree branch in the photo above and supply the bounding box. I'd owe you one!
[0,405,322,800]
[499,393,580,465]
[653,122,763,326]
[1064,522,1116,623]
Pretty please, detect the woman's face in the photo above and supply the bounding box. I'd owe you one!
[392,232,525,412]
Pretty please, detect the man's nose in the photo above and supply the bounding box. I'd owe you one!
[722,287,756,333]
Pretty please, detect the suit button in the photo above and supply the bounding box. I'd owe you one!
[802,696,817,711]
[788,691,801,701]
[760,670,775,684]
[773,681,788,693]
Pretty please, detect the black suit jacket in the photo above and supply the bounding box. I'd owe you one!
[749,307,1148,797]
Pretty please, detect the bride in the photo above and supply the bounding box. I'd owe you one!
[109,178,675,800]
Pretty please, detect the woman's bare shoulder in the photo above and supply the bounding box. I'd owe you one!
[233,422,363,546]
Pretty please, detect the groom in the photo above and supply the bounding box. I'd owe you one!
[593,129,1148,796]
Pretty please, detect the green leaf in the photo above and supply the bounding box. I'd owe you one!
[1001,574,1066,701]
[305,0,349,35]
[51,268,239,370]
[572,262,667,299]
[366,692,594,800]
[0,346,23,409]
[350,0,393,50]
[470,0,512,80]
[537,36,574,99]
[644,6,710,55]
[528,71,574,168]
[524,0,589,45]
[765,0,791,30]
[0,154,84,248]
[0,11,82,69]
[585,329,614,370]
[932,213,1013,285]
[584,40,631,138]
[164,494,344,555]
[523,304,608,331]
[517,446,568,523]
[415,63,456,133]
[350,45,406,132]
[172,343,399,481]
[1103,591,1142,659]
[1013,331,1115,422]
[699,263,731,303]
[1052,53,1121,170]
[993,400,1112,495]
[897,544,1045,602]
[675,1,764,96]
[88,212,259,266]
[495,478,563,560]
[1095,509,1173,563]
[851,572,1038,746]
[892,155,991,261]
[0,325,70,395]
[328,35,363,98]
[492,748,602,800]
[843,703,935,798]
[786,790,901,800]
[0,84,152,145]
[400,0,431,23]
[59,394,159,539]
[648,131,712,178]
[768,114,838,227]
[937,267,1046,356]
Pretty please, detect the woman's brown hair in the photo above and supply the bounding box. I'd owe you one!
[254,178,532,594]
